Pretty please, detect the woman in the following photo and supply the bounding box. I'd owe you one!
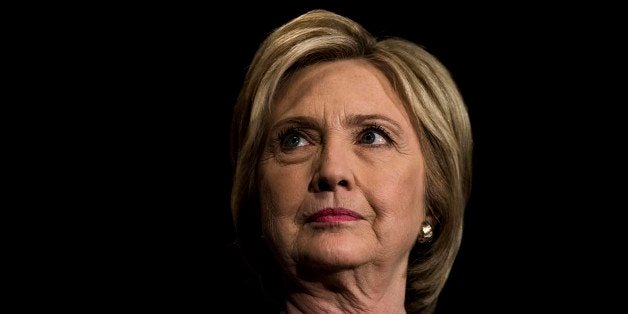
[230,9,472,313]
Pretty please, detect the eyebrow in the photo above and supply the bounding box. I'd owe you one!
[346,114,403,133]
[271,114,404,134]
[271,116,321,131]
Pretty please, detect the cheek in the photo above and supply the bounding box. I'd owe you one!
[259,163,309,230]
[370,158,426,222]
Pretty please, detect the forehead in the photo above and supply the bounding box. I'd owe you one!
[272,59,410,122]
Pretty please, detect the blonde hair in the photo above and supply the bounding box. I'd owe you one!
[230,9,472,313]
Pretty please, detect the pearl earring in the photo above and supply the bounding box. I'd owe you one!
[417,222,433,243]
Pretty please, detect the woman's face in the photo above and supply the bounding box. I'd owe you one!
[259,59,426,272]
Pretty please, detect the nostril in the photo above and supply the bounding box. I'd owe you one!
[315,178,349,191]
[317,180,332,191]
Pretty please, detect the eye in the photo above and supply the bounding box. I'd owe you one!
[359,128,389,145]
[281,132,308,149]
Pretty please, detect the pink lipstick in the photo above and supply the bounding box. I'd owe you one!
[307,208,363,223]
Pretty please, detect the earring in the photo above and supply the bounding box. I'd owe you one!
[417,222,433,244]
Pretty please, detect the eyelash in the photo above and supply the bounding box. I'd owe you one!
[359,124,394,145]
[274,124,394,149]
[275,127,309,148]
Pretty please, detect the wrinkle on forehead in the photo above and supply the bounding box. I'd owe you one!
[271,59,410,128]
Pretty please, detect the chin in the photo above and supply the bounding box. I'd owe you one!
[297,232,372,270]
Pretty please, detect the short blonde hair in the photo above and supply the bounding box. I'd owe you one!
[230,9,472,313]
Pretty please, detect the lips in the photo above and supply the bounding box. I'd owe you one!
[306,207,363,223]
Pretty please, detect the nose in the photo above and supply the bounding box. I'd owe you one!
[310,140,353,192]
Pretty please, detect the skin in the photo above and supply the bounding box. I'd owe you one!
[259,59,426,313]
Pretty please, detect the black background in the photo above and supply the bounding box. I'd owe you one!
[66,2,621,312]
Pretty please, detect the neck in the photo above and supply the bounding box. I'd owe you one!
[282,263,407,313]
